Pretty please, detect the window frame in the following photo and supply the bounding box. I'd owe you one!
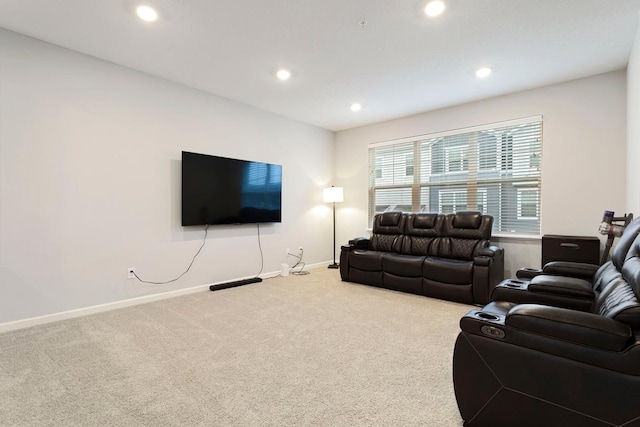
[368,116,543,236]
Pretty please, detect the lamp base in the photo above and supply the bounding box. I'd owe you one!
[327,263,339,269]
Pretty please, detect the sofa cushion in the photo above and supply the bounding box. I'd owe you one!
[383,253,425,277]
[591,233,640,328]
[409,213,439,230]
[595,279,640,328]
[423,278,473,304]
[452,211,482,229]
[371,211,406,252]
[349,250,384,271]
[433,237,487,261]
[401,236,434,256]
[444,212,493,240]
[612,217,640,270]
[423,256,473,285]
[379,211,403,226]
[350,270,383,287]
[371,234,402,252]
[382,273,422,294]
[401,213,442,255]
[451,238,486,260]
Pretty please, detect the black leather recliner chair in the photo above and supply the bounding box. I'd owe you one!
[491,216,640,311]
[452,224,640,426]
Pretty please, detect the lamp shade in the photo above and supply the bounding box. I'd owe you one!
[323,186,344,203]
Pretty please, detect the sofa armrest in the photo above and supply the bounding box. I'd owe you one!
[472,246,505,305]
[541,261,599,280]
[506,304,633,352]
[477,245,502,259]
[340,238,370,281]
[491,277,594,312]
[528,275,595,299]
[344,237,370,250]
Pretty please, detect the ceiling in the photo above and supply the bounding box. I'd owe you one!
[1,1,639,132]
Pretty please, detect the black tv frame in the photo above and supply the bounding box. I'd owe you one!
[181,151,282,226]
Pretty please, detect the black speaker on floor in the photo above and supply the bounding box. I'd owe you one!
[209,277,262,291]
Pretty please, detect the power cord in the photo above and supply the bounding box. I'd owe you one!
[133,223,265,285]
[288,249,309,275]
[132,224,209,285]
[254,223,264,278]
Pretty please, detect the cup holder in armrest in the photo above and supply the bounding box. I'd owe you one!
[502,279,527,289]
[475,311,500,321]
[516,267,543,280]
[464,311,506,338]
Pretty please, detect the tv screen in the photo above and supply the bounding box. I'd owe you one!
[181,151,282,226]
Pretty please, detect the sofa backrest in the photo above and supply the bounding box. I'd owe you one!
[596,232,640,329]
[371,212,405,252]
[612,216,640,270]
[431,212,493,261]
[401,213,443,256]
[372,211,494,260]
[593,217,640,292]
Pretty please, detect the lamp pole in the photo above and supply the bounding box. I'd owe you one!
[323,186,343,269]
[329,199,338,269]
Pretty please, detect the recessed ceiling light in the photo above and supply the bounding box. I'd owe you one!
[350,103,362,112]
[425,1,446,17]
[136,5,158,22]
[276,69,291,81]
[475,67,492,78]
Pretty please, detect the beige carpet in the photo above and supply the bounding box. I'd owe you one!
[0,268,472,426]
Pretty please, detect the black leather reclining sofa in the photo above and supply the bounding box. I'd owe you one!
[339,211,504,305]
[453,216,640,426]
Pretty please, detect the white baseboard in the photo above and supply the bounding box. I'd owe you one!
[0,262,332,334]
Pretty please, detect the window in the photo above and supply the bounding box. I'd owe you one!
[438,188,487,215]
[479,133,498,170]
[405,153,414,177]
[368,116,542,235]
[375,157,382,179]
[440,190,466,214]
[445,145,468,173]
[517,188,539,219]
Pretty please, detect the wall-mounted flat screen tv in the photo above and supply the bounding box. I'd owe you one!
[181,151,282,226]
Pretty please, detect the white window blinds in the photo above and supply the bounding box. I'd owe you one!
[368,116,542,235]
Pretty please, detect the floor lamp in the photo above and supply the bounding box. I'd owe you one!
[323,186,344,269]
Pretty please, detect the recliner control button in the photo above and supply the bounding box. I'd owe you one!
[481,325,505,339]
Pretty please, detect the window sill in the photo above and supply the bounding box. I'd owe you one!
[492,233,541,240]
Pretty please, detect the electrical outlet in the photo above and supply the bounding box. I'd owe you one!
[299,246,304,252]
[127,267,136,279]
[286,248,290,256]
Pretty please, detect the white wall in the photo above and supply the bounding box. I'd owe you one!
[0,29,335,325]
[335,71,627,277]
[628,14,640,214]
